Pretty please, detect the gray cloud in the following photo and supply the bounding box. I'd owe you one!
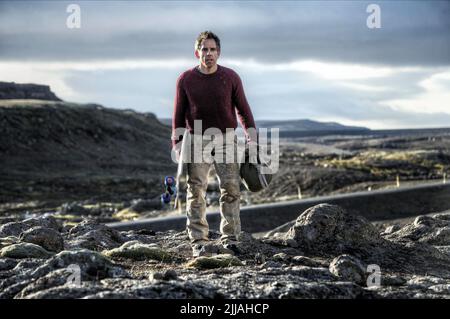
[0,1,449,66]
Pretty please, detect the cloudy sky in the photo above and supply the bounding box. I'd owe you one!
[0,0,449,129]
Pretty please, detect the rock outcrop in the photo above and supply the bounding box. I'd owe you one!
[0,82,62,101]
[282,204,382,254]
[19,227,64,252]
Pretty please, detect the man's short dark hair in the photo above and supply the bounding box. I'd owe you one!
[195,31,221,51]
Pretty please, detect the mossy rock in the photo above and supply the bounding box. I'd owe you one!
[103,241,171,261]
[186,254,243,269]
[0,236,20,249]
[113,208,141,221]
[0,242,53,259]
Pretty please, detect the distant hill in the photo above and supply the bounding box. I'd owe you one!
[255,119,369,131]
[0,98,175,203]
[158,118,370,132]
[0,99,173,177]
[0,81,62,101]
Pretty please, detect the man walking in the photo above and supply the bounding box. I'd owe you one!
[171,31,257,256]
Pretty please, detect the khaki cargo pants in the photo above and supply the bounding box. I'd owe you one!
[184,131,241,243]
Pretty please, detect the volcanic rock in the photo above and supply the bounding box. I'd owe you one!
[103,241,172,262]
[186,254,244,269]
[283,204,382,255]
[19,226,64,252]
[384,214,450,245]
[0,243,53,259]
[66,219,125,251]
[2,204,450,299]
[329,254,367,286]
[0,216,61,238]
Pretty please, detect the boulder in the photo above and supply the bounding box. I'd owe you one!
[0,216,60,238]
[103,241,172,261]
[0,243,53,259]
[186,254,243,269]
[19,227,64,252]
[329,254,367,286]
[284,204,382,255]
[46,249,116,279]
[67,219,125,251]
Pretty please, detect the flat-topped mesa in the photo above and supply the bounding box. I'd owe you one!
[0,81,62,101]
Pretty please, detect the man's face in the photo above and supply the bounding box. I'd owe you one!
[195,39,220,69]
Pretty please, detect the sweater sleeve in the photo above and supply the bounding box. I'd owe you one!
[232,72,257,142]
[171,74,188,149]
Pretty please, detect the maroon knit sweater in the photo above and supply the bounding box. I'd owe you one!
[171,65,256,148]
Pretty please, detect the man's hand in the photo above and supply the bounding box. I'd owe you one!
[171,143,182,163]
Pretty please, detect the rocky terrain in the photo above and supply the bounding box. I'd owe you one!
[1,203,450,299]
[251,132,450,204]
[2,83,450,299]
